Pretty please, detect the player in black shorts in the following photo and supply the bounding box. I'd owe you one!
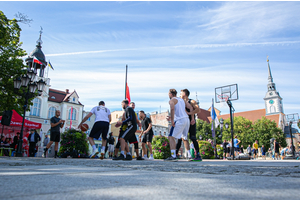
[139,110,154,160]
[44,110,65,158]
[113,100,138,161]
[113,102,143,160]
[176,89,202,161]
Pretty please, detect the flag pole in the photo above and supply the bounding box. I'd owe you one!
[125,65,128,100]
[212,98,217,159]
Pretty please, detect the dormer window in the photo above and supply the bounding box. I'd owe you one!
[51,96,55,99]
[73,97,75,102]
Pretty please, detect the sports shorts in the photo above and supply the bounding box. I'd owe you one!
[89,121,109,140]
[108,144,114,153]
[50,131,60,142]
[142,133,153,143]
[169,117,190,140]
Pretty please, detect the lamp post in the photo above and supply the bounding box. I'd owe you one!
[289,121,295,158]
[285,113,299,159]
[13,62,46,157]
[220,118,224,138]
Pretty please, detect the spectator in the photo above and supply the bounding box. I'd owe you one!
[280,146,289,160]
[28,129,41,157]
[268,148,272,158]
[252,140,259,160]
[222,139,229,160]
[1,137,10,156]
[274,139,281,160]
[247,145,252,159]
[261,145,266,160]
[12,132,20,151]
[240,145,244,154]
[43,134,50,148]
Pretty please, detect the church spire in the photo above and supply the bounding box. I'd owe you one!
[267,56,273,83]
[266,56,276,91]
[36,27,43,47]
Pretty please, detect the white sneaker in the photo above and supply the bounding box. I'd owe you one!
[148,156,154,160]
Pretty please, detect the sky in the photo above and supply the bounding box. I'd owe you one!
[1,1,300,120]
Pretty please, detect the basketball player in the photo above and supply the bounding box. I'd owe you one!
[176,89,202,161]
[113,100,139,161]
[113,102,143,160]
[139,110,154,160]
[78,101,111,159]
[165,89,194,161]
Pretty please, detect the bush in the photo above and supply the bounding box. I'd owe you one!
[152,136,171,159]
[59,129,89,156]
[198,140,214,159]
[216,144,224,159]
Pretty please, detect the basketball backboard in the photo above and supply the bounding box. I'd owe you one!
[215,84,238,103]
[285,113,299,123]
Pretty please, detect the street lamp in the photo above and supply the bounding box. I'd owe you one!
[225,122,229,129]
[13,61,46,157]
[286,113,299,159]
[289,121,295,158]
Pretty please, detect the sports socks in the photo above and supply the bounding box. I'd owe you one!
[171,150,176,158]
[187,150,191,158]
[101,146,105,153]
[92,145,97,152]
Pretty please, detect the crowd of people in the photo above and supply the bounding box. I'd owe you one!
[220,137,297,160]
[3,88,298,161]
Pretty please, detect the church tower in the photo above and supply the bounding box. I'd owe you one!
[264,57,284,115]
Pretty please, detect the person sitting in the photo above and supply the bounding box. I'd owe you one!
[280,147,289,160]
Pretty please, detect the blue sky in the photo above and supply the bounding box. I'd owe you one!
[1,1,300,120]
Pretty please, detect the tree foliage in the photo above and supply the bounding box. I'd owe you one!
[0,11,32,114]
[196,116,287,151]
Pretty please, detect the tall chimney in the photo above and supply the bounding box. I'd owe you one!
[66,89,69,94]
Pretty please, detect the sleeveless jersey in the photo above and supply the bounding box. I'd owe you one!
[173,97,188,121]
[185,99,195,121]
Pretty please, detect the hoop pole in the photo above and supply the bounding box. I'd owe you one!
[227,100,235,160]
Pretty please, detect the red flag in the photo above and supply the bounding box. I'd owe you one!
[126,83,131,103]
[33,57,43,65]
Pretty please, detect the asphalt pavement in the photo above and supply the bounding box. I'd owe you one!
[0,157,299,200]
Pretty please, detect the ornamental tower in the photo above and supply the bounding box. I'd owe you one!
[264,57,284,115]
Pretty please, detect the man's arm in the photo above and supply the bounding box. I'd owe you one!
[169,99,175,127]
[189,100,200,115]
[108,114,111,123]
[51,120,64,128]
[78,112,93,128]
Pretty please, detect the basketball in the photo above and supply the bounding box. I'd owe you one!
[81,123,89,132]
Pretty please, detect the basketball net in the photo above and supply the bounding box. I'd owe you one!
[218,94,229,108]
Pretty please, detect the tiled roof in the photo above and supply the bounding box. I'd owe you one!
[48,89,82,105]
[207,108,281,125]
[197,108,211,123]
[48,89,67,103]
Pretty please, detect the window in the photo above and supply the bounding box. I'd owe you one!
[68,108,77,120]
[270,105,276,113]
[73,97,75,102]
[51,96,55,99]
[30,98,41,116]
[48,107,56,118]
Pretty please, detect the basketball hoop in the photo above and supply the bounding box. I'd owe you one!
[217,94,229,107]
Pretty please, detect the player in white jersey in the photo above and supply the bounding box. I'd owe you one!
[78,101,111,159]
[165,89,194,161]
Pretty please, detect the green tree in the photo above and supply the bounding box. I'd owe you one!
[0,11,31,114]
[196,119,212,141]
[221,116,254,148]
[253,116,286,150]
